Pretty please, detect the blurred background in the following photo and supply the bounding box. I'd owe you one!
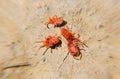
[0,0,120,79]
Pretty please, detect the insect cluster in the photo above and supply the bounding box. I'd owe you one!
[36,15,87,61]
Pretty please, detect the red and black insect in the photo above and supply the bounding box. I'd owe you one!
[45,15,67,28]
[60,27,88,61]
[36,35,62,55]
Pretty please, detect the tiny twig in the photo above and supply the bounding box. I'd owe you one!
[3,63,31,70]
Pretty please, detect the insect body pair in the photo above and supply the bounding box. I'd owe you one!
[61,27,87,61]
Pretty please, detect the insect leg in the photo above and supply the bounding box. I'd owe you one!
[73,48,85,60]
[79,48,86,51]
[47,24,50,29]
[50,48,53,53]
[73,53,82,60]
[38,45,45,50]
[76,34,88,48]
[81,42,88,48]
[35,41,43,43]
[45,21,50,29]
[54,24,57,28]
[43,48,49,55]
[63,52,69,62]
[58,52,69,70]
[77,34,80,38]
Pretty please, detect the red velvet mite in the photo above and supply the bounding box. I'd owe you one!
[36,35,61,55]
[45,15,65,28]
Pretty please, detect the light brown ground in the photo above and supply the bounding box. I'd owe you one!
[0,0,120,79]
